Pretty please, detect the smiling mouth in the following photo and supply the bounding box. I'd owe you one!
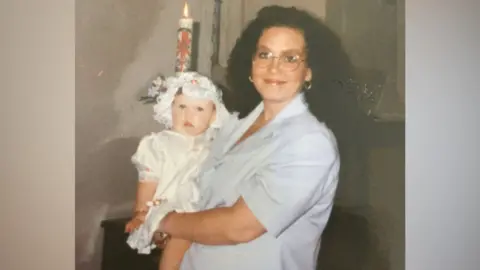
[264,79,287,85]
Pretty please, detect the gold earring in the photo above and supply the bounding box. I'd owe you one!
[304,80,312,90]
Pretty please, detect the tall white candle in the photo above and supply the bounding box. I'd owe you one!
[175,2,193,73]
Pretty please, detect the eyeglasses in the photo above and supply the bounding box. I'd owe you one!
[252,50,306,71]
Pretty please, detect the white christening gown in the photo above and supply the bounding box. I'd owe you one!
[126,130,212,254]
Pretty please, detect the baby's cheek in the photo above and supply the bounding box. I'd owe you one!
[199,113,212,125]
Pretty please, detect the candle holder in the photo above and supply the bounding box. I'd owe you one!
[175,1,194,73]
[138,1,203,105]
[190,21,200,72]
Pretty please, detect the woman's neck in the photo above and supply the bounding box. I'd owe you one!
[261,100,290,122]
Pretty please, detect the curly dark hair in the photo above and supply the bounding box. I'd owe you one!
[225,5,353,120]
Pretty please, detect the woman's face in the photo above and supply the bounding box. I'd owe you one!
[251,26,312,105]
[171,93,216,136]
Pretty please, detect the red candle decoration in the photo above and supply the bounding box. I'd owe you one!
[175,2,193,73]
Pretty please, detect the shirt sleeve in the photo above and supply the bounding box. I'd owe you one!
[131,134,166,182]
[238,131,340,237]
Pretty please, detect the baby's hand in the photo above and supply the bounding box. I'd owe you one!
[125,212,147,233]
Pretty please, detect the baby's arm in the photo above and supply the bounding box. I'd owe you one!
[126,134,165,232]
[134,181,158,212]
[125,180,158,233]
[159,238,192,270]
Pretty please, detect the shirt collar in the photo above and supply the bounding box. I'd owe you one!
[220,92,309,155]
[268,92,309,125]
[242,92,309,138]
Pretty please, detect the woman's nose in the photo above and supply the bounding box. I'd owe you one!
[267,58,280,72]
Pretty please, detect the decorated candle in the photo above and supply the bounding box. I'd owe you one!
[175,2,193,73]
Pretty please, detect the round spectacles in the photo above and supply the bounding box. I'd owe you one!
[252,51,306,71]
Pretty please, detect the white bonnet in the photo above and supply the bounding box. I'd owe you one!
[150,72,230,130]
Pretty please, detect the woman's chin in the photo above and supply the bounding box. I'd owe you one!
[260,93,297,105]
[258,87,299,103]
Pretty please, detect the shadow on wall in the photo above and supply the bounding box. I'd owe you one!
[75,137,140,270]
[317,207,390,270]
[75,1,165,270]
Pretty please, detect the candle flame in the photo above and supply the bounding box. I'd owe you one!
[183,2,190,18]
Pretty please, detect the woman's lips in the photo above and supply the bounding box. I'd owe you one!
[264,79,287,85]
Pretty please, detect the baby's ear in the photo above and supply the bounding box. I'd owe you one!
[209,105,217,125]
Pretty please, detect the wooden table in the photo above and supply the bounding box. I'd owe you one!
[100,217,162,270]
[100,207,386,270]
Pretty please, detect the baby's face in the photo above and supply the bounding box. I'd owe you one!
[171,93,216,136]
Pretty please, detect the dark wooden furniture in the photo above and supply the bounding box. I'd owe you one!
[100,217,161,270]
[316,207,390,270]
[101,207,387,270]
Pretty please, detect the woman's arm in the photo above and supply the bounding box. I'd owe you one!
[158,238,192,270]
[159,198,266,245]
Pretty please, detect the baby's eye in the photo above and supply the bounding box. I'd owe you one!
[196,107,205,112]
[178,104,186,109]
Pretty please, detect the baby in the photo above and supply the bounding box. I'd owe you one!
[125,72,231,254]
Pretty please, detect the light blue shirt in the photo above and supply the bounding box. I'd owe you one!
[180,93,340,270]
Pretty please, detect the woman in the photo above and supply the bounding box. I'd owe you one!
[156,5,351,270]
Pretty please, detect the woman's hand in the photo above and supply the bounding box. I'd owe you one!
[125,212,147,233]
[153,231,171,249]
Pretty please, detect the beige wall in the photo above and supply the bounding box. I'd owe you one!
[324,0,405,269]
[75,0,215,269]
